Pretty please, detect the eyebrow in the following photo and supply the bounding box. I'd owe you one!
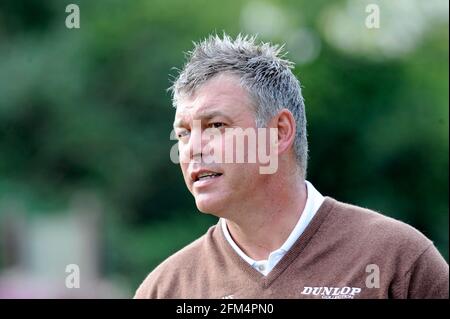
[173,109,233,128]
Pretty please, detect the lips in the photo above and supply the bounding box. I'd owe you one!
[191,169,223,183]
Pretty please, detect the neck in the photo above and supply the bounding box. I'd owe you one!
[224,169,307,261]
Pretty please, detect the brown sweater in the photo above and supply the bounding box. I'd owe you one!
[134,197,449,299]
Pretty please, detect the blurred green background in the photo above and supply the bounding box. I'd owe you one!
[0,0,448,298]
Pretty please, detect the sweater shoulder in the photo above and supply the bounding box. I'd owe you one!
[325,198,434,259]
[134,224,218,298]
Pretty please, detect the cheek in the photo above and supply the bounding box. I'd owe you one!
[219,134,236,163]
[224,162,259,185]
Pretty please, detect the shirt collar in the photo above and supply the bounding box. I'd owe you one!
[221,180,325,264]
[278,180,324,253]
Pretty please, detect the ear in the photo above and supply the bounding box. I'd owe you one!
[269,109,296,155]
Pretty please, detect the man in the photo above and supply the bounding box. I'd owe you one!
[135,34,448,299]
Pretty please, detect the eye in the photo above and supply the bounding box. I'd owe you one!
[208,122,225,129]
[177,130,190,139]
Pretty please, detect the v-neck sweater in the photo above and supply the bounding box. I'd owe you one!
[134,197,448,299]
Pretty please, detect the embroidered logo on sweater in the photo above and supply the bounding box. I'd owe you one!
[301,286,361,299]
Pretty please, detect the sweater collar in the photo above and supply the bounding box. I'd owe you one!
[215,196,336,288]
[220,181,325,270]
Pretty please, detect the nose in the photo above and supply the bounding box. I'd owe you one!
[180,120,205,163]
[189,127,203,162]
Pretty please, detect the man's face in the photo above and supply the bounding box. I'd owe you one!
[173,73,269,216]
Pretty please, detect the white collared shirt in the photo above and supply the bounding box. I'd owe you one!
[221,180,325,276]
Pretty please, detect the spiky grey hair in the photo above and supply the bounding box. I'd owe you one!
[169,34,308,177]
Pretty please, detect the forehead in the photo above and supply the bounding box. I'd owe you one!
[174,73,254,122]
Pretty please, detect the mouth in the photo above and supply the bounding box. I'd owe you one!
[191,170,223,186]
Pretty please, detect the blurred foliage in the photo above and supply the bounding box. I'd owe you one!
[0,0,448,294]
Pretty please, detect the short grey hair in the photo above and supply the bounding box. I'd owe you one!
[169,33,308,177]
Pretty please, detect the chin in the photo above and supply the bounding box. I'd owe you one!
[194,195,226,216]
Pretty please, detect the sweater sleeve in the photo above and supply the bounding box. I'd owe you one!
[133,276,156,299]
[133,268,163,299]
[403,244,449,299]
